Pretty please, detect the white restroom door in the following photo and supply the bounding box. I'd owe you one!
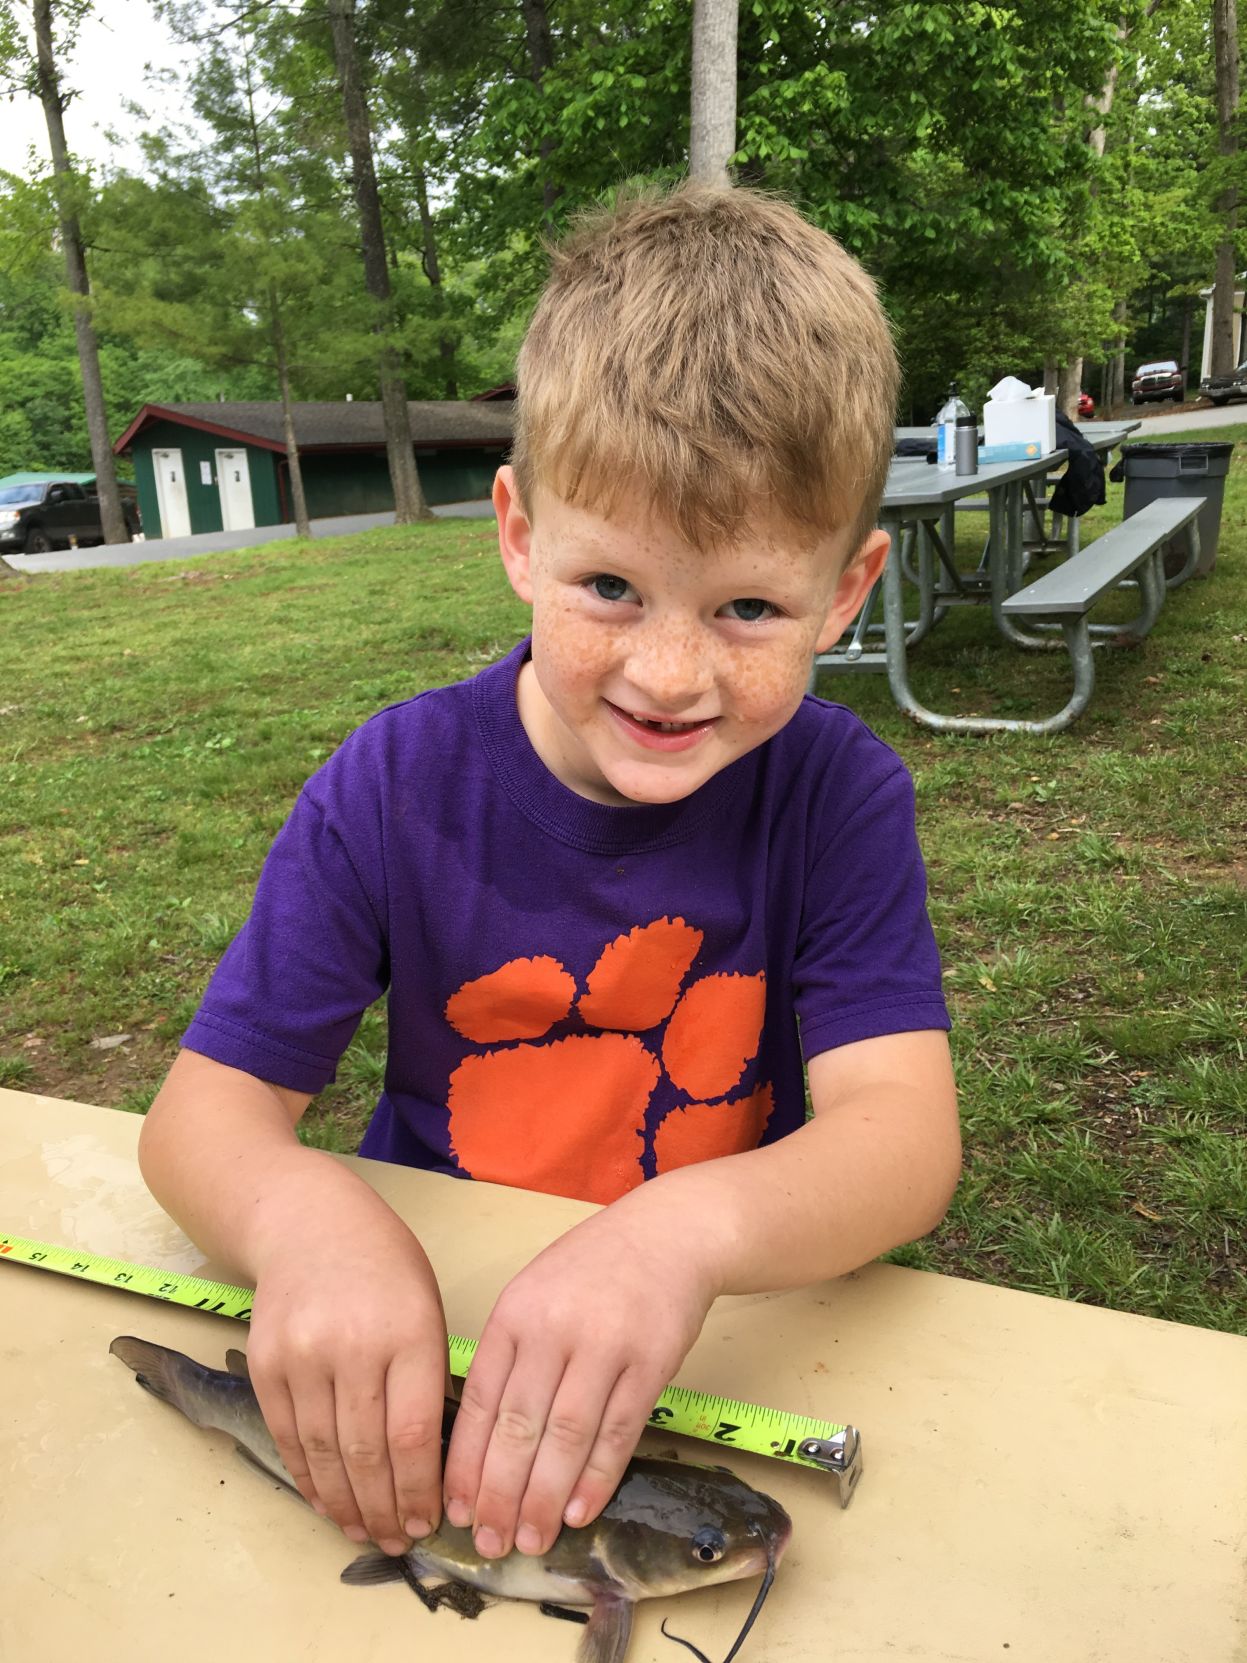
[215,449,255,531]
[152,449,191,539]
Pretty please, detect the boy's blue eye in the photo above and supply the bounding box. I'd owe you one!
[591,575,630,601]
[726,598,773,622]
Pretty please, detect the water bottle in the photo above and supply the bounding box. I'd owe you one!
[935,382,970,471]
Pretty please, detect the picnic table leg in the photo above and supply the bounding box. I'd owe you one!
[856,522,942,647]
[1113,550,1167,644]
[1164,518,1202,588]
[993,483,1061,652]
[881,517,1099,734]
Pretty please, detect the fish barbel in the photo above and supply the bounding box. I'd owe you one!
[110,1336,792,1663]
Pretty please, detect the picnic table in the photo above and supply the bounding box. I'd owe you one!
[3,1087,1245,1662]
[817,420,1199,733]
[891,418,1141,555]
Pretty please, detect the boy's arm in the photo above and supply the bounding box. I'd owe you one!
[139,1049,449,1556]
[443,1028,959,1559]
[662,1027,961,1291]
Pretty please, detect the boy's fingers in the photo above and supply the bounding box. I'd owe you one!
[509,1361,621,1554]
[291,1378,367,1541]
[559,1368,656,1533]
[386,1347,447,1540]
[442,1329,516,1527]
[448,1340,565,1557]
[251,1369,323,1513]
[336,1374,407,1554]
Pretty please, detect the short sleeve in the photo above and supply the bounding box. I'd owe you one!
[794,763,950,1059]
[181,787,389,1094]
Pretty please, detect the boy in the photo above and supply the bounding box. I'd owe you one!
[139,182,960,1574]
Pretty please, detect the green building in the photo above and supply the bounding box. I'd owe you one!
[113,397,514,540]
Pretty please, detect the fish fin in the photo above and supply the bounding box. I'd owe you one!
[224,1348,250,1378]
[341,1551,420,1588]
[540,1602,590,1625]
[576,1590,634,1663]
[109,1336,213,1425]
[232,1443,304,1498]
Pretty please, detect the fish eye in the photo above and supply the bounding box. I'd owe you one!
[691,1526,726,1564]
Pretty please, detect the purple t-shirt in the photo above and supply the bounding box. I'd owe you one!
[183,639,949,1205]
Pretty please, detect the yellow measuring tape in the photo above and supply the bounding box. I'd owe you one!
[1,1230,862,1504]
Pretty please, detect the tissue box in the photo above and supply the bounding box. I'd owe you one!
[983,391,1057,453]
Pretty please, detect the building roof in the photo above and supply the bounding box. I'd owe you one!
[114,400,514,455]
[0,471,97,487]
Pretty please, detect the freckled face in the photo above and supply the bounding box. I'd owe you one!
[495,470,886,808]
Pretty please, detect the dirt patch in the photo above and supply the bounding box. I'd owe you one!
[12,1026,172,1110]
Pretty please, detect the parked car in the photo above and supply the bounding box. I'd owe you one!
[1078,391,1095,418]
[0,480,140,553]
[1199,358,1247,405]
[1131,360,1185,404]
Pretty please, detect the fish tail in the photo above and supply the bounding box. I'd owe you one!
[109,1336,217,1428]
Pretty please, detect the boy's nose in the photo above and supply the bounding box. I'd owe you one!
[623,620,716,710]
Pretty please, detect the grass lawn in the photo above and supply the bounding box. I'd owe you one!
[2,430,1244,1335]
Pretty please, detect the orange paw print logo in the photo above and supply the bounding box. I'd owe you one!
[443,918,774,1204]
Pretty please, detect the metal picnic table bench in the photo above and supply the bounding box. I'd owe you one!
[817,445,1205,734]
[983,495,1203,733]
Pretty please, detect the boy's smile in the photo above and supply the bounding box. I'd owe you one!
[494,467,889,808]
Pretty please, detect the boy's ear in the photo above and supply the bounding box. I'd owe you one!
[814,529,891,655]
[494,465,534,604]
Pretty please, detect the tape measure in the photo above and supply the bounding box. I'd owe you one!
[1,1230,862,1505]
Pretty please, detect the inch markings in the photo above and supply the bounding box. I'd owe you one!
[3,1230,853,1478]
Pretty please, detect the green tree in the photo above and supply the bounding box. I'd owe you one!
[0,0,128,539]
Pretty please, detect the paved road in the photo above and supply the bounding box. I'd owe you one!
[1125,403,1247,435]
[1,498,496,576]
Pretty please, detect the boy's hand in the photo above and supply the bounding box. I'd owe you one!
[245,1213,449,1557]
[441,1193,723,1560]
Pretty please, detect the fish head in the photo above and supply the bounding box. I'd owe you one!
[592,1457,792,1600]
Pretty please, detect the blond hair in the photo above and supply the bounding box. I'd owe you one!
[511,181,898,558]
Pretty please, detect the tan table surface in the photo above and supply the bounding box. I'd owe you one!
[1,1087,1244,1663]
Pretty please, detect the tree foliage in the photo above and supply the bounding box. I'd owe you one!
[1,0,1241,474]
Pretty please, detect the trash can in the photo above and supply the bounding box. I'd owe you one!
[1110,442,1234,578]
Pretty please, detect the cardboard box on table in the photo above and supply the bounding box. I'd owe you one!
[983,380,1057,453]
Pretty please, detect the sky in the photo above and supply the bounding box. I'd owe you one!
[0,0,199,181]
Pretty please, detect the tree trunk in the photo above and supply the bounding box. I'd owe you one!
[1110,295,1129,413]
[689,0,738,186]
[271,297,311,537]
[414,165,458,400]
[1043,358,1059,396]
[1179,294,1193,387]
[33,0,128,546]
[327,0,429,523]
[520,0,558,225]
[1210,0,1240,377]
[1053,42,1120,422]
[239,36,312,540]
[1057,360,1083,421]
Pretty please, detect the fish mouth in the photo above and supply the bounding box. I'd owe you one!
[659,1524,782,1663]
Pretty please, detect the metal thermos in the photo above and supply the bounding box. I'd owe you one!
[955,413,979,475]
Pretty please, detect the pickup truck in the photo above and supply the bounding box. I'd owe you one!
[0,479,141,553]
[1130,360,1185,404]
[1199,358,1247,406]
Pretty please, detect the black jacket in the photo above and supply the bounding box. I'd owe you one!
[1049,412,1106,517]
